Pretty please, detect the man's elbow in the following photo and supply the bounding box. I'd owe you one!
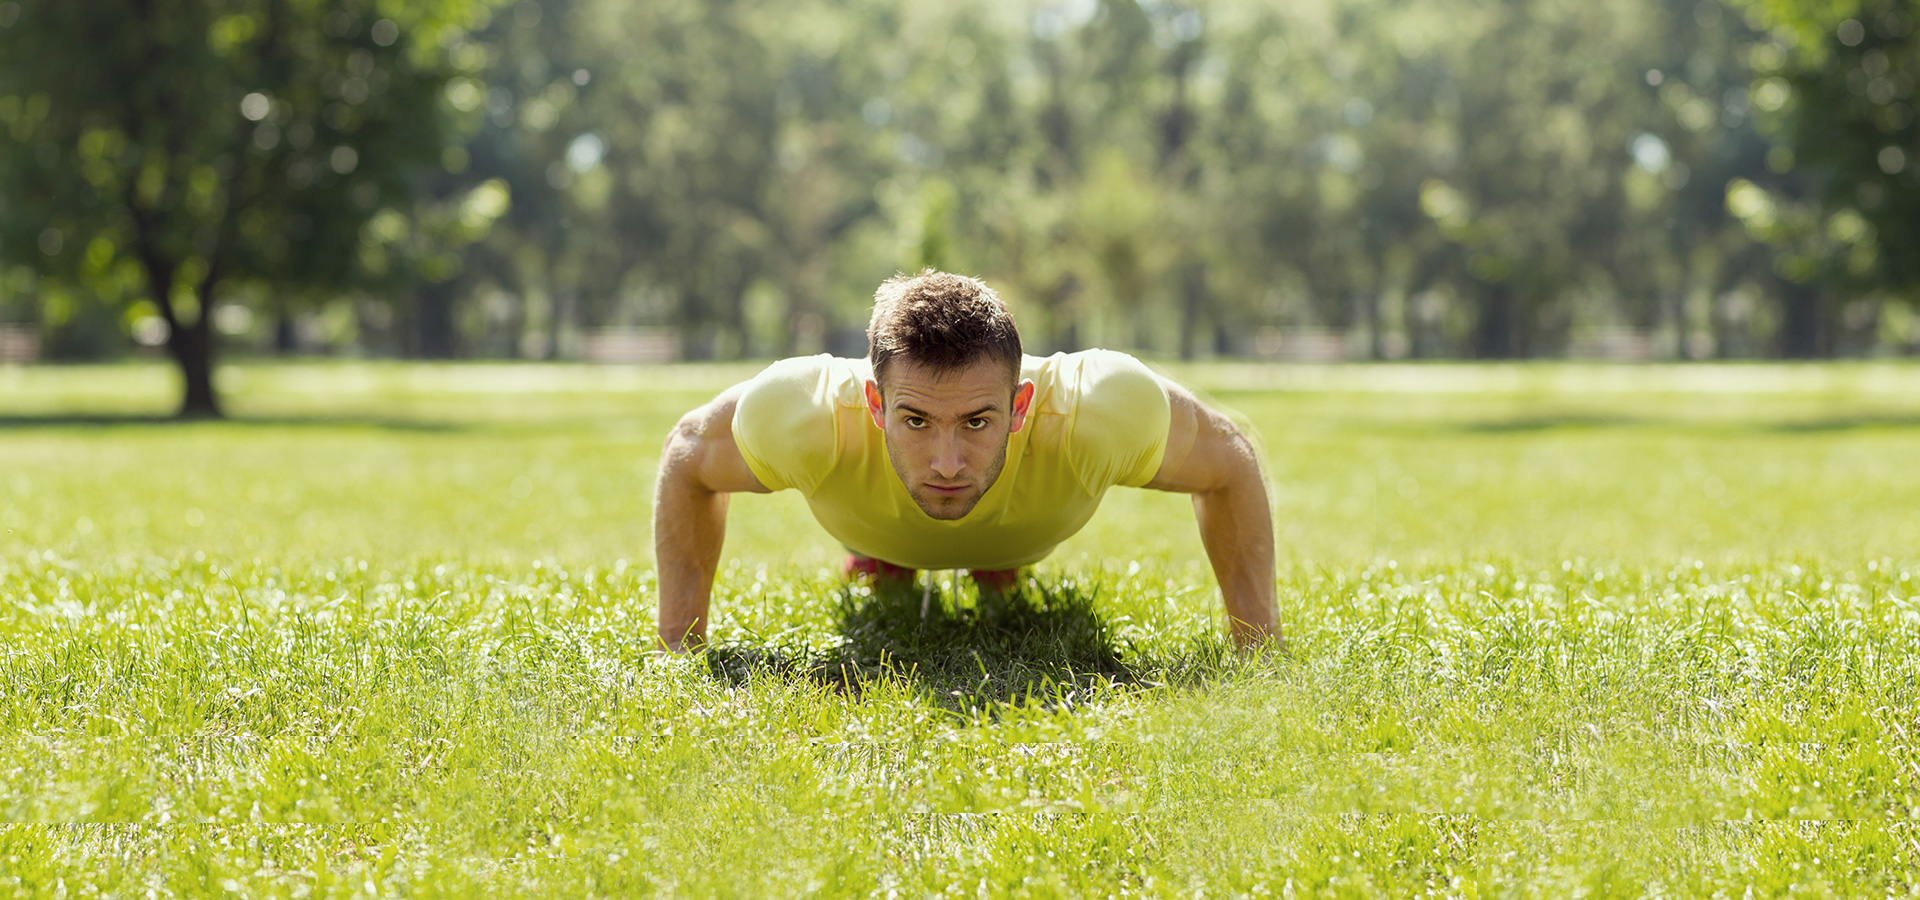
[659,399,767,496]
[657,411,715,491]
[1201,413,1263,492]
[663,405,707,452]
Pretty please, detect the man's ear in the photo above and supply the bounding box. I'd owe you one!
[1010,380,1036,433]
[863,379,886,429]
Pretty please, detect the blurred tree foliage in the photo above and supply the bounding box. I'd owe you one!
[1733,0,1918,355]
[0,0,500,415]
[3,0,1916,381]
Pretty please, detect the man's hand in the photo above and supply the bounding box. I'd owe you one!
[653,386,769,652]
[1144,382,1282,653]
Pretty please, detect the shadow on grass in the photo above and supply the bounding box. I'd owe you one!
[1451,413,1920,434]
[0,413,466,432]
[1450,414,1648,433]
[1761,414,1920,433]
[704,578,1238,713]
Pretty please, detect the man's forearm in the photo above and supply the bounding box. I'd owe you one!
[653,457,730,651]
[1192,467,1279,650]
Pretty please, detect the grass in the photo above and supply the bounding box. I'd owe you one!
[2,360,1919,898]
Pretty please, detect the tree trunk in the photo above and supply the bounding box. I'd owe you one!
[1777,279,1826,359]
[273,309,298,353]
[169,314,221,419]
[137,248,224,418]
[1360,292,1382,360]
[1473,283,1516,359]
[412,279,458,359]
[1048,274,1081,353]
[545,250,573,361]
[547,290,572,360]
[1178,262,1205,361]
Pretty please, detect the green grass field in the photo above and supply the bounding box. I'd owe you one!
[3,361,1919,898]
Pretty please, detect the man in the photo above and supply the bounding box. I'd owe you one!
[653,270,1279,652]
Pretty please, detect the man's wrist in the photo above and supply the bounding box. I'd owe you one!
[657,622,707,654]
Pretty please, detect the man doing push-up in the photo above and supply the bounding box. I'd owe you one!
[652,270,1278,652]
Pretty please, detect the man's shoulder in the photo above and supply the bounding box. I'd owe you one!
[738,354,869,409]
[732,354,866,493]
[1026,349,1170,490]
[1027,349,1163,406]
[1026,346,1151,373]
[750,353,870,386]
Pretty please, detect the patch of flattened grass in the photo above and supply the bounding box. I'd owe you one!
[706,577,1238,711]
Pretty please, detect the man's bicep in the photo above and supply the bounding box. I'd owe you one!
[672,389,771,494]
[1143,384,1246,494]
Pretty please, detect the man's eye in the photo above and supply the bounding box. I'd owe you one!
[904,416,927,428]
[966,418,989,430]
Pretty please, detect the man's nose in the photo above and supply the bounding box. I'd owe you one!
[930,431,966,478]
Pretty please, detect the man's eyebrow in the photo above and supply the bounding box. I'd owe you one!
[891,402,1002,419]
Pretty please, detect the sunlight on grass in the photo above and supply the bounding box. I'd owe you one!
[2,361,1918,897]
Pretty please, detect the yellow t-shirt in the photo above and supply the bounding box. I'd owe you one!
[732,349,1171,570]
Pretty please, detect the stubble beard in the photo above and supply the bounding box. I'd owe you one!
[886,434,1009,521]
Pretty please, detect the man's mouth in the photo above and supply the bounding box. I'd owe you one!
[923,482,970,496]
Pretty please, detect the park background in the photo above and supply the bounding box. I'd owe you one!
[5,1,1920,897]
[0,0,1917,416]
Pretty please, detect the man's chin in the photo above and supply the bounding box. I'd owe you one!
[912,491,980,520]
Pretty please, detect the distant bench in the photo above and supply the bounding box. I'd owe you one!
[581,327,679,364]
[0,325,39,364]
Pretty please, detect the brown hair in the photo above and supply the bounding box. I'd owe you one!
[867,269,1022,388]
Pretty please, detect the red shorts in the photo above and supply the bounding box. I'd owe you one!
[843,554,1021,592]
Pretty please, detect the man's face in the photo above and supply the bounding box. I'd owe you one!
[865,358,1035,520]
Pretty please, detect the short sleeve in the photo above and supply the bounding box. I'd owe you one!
[731,356,840,495]
[1065,350,1172,490]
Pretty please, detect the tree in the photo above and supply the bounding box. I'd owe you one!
[0,0,496,416]
[1735,0,1918,344]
